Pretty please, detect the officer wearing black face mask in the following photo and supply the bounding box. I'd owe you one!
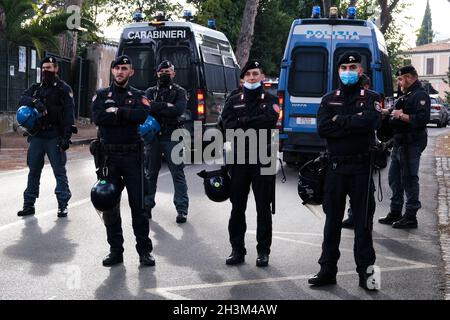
[144,60,189,223]
[221,60,279,267]
[309,52,382,290]
[91,55,155,267]
[17,56,75,218]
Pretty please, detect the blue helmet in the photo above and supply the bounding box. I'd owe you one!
[138,115,160,144]
[16,106,41,135]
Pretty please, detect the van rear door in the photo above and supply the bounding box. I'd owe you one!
[122,45,156,90]
[282,23,331,155]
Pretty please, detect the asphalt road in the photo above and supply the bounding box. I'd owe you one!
[0,127,448,300]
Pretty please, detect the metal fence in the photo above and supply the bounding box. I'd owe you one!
[0,40,90,118]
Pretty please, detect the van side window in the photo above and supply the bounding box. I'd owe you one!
[288,47,328,97]
[123,46,155,90]
[160,47,193,90]
[201,45,226,92]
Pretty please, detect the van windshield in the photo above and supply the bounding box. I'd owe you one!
[160,47,193,90]
[122,46,156,90]
[288,47,328,97]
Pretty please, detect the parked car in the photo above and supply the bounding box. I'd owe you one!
[429,95,449,128]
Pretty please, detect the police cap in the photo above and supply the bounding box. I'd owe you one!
[240,60,263,79]
[396,65,416,77]
[337,51,362,66]
[157,60,174,72]
[41,56,58,67]
[111,55,132,68]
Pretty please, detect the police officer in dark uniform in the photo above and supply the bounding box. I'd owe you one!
[378,66,430,229]
[221,60,279,267]
[309,52,381,290]
[17,57,75,218]
[144,60,189,223]
[91,55,155,267]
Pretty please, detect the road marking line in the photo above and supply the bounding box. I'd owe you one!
[144,263,436,298]
[265,230,435,243]
[0,166,197,232]
[250,233,435,268]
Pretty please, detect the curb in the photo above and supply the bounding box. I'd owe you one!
[435,132,450,300]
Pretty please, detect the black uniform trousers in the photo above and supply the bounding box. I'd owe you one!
[229,163,273,255]
[105,151,153,255]
[319,163,376,276]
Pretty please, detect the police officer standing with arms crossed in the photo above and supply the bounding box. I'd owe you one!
[17,57,75,218]
[309,52,381,290]
[378,66,430,229]
[91,55,155,267]
[221,60,279,267]
[144,60,189,223]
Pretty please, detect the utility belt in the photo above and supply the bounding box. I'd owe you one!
[100,142,140,153]
[393,129,426,145]
[327,153,370,165]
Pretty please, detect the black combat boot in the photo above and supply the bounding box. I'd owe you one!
[102,252,123,267]
[392,215,418,229]
[378,211,402,225]
[226,250,245,265]
[176,212,187,223]
[57,207,68,218]
[256,253,269,267]
[308,271,337,287]
[139,252,156,266]
[17,205,35,217]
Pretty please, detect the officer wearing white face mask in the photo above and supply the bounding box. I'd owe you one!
[309,52,382,291]
[221,60,280,267]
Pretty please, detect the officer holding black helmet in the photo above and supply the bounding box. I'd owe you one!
[91,55,155,267]
[144,60,189,223]
[17,56,75,218]
[309,52,381,290]
[378,66,430,229]
[221,60,279,267]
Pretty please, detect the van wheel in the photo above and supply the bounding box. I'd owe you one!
[437,122,442,128]
[286,161,298,168]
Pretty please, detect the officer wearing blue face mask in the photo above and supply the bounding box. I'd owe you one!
[309,52,382,291]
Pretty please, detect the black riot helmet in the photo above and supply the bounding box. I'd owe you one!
[90,177,124,212]
[298,156,327,206]
[197,166,231,202]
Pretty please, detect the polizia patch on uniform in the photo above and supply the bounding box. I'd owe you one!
[69,91,74,98]
[92,94,97,102]
[233,104,245,109]
[272,104,280,113]
[420,100,426,106]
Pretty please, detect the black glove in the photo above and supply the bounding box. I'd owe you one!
[58,138,71,151]
[33,99,46,113]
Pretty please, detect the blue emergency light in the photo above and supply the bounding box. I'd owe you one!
[132,11,143,22]
[347,7,357,19]
[183,10,193,21]
[311,6,321,18]
[208,19,216,29]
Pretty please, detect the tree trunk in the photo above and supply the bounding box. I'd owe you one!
[349,0,358,6]
[0,6,5,39]
[322,0,331,17]
[377,0,400,34]
[235,0,260,67]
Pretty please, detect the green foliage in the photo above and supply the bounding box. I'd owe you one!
[95,0,182,27]
[415,0,433,46]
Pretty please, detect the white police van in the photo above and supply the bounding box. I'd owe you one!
[116,14,240,136]
[277,6,394,166]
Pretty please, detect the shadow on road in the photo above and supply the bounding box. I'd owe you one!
[3,216,77,276]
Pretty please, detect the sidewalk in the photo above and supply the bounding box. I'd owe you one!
[435,130,450,300]
[0,121,97,172]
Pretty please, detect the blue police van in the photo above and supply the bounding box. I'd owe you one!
[277,6,394,166]
[116,13,240,138]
